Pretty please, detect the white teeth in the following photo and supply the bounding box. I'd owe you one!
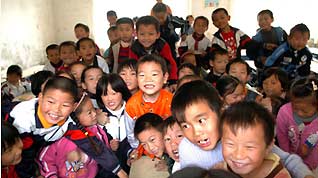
[198,138,209,144]
[144,84,155,89]
[48,113,58,118]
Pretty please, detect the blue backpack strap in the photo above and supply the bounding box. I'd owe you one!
[265,42,289,67]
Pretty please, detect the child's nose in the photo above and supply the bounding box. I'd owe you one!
[233,146,246,160]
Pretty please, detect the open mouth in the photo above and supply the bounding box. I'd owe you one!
[48,113,59,120]
[172,149,179,158]
[144,84,155,89]
[197,138,210,147]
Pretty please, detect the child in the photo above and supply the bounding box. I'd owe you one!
[178,16,211,68]
[179,51,207,78]
[125,54,172,148]
[252,9,287,69]
[43,44,62,73]
[59,41,78,71]
[211,8,253,61]
[104,26,119,65]
[276,78,318,173]
[169,167,240,178]
[107,17,135,73]
[81,66,104,108]
[29,70,54,97]
[107,10,117,26]
[185,15,194,35]
[177,63,199,80]
[77,37,109,73]
[216,75,245,110]
[118,59,138,95]
[70,61,87,97]
[1,122,23,178]
[264,23,312,79]
[176,74,201,90]
[96,74,132,172]
[74,23,101,56]
[205,47,229,86]
[129,15,178,83]
[218,101,291,178]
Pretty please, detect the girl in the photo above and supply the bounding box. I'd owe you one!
[118,59,138,95]
[215,75,245,110]
[81,66,104,108]
[2,122,23,178]
[38,95,128,178]
[70,61,87,97]
[77,37,109,73]
[96,74,132,173]
[276,78,318,174]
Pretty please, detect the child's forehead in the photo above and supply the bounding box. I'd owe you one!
[290,31,309,38]
[138,61,162,70]
[120,66,136,72]
[137,24,157,31]
[230,63,247,70]
[80,40,94,46]
[60,45,76,52]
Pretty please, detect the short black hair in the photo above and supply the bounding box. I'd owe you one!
[152,2,167,13]
[107,26,117,34]
[169,167,240,178]
[290,77,318,105]
[208,47,228,61]
[193,16,209,27]
[212,8,229,19]
[290,23,310,39]
[59,41,76,53]
[257,9,274,19]
[260,67,289,92]
[116,17,134,28]
[134,113,164,138]
[136,54,168,75]
[226,58,251,75]
[117,59,137,73]
[186,15,194,20]
[1,121,21,154]
[177,63,199,77]
[30,70,54,97]
[45,44,59,54]
[81,66,103,83]
[162,116,178,135]
[6,65,22,77]
[136,15,160,33]
[76,37,95,50]
[216,75,243,98]
[74,23,90,33]
[107,10,117,18]
[172,80,222,123]
[220,101,275,146]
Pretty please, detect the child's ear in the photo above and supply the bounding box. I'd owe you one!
[156,32,161,39]
[266,139,275,155]
[209,60,214,67]
[163,72,169,84]
[82,83,87,90]
[38,92,43,103]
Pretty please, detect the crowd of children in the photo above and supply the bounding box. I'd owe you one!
[1,2,317,178]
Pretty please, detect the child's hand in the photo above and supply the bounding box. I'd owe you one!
[66,150,81,163]
[155,159,168,171]
[110,139,120,151]
[117,169,128,178]
[264,43,278,50]
[260,97,272,113]
[127,149,138,166]
[96,109,109,126]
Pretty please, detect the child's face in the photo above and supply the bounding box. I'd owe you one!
[137,61,168,99]
[193,19,208,35]
[77,99,97,127]
[117,24,134,43]
[82,68,103,94]
[70,64,87,88]
[38,89,76,125]
[224,84,245,106]
[60,46,78,65]
[229,63,249,84]
[108,29,119,44]
[163,123,184,162]
[137,24,160,49]
[181,100,220,151]
[182,54,197,66]
[79,41,96,63]
[101,84,123,111]
[75,27,89,40]
[119,67,138,93]
[212,11,230,30]
[210,54,229,74]
[138,127,165,158]
[222,122,272,177]
[107,16,117,26]
[257,14,273,31]
[187,16,194,26]
[288,31,309,51]
[154,12,167,25]
[262,74,283,97]
[47,49,60,64]
[1,138,23,166]
[178,67,194,79]
[291,96,317,119]
[7,73,21,86]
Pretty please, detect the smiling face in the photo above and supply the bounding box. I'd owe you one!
[1,138,23,166]
[101,84,123,111]
[137,24,160,49]
[117,23,134,43]
[137,127,165,158]
[262,74,283,98]
[222,122,272,177]
[75,27,89,40]
[79,40,96,64]
[76,99,97,127]
[180,100,220,151]
[193,18,208,35]
[257,13,273,31]
[119,67,138,94]
[47,49,60,64]
[38,89,76,125]
[82,68,103,94]
[59,46,78,65]
[163,123,184,162]
[212,10,230,31]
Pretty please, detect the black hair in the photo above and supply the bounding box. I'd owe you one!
[30,70,54,97]
[56,70,76,81]
[162,116,178,135]
[136,54,168,74]
[116,17,134,28]
[186,15,194,20]
[257,9,274,19]
[193,16,209,27]
[208,47,228,61]
[136,15,160,33]
[107,10,117,18]
[177,63,199,77]
[96,73,132,108]
[117,59,137,73]
[225,58,251,75]
[152,2,167,13]
[172,80,222,123]
[212,8,229,19]
[81,66,103,83]
[290,77,318,105]
[45,44,59,54]
[169,167,240,178]
[260,67,289,92]
[290,23,310,39]
[220,101,275,146]
[216,75,243,98]
[6,65,22,77]
[42,76,78,102]
[134,113,164,138]
[107,26,117,34]
[59,41,77,53]
[177,74,202,89]
[76,37,96,51]
[69,61,87,70]
[74,23,90,33]
[1,121,21,154]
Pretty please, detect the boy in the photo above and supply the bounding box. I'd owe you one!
[104,26,119,68]
[205,47,229,86]
[264,23,312,79]
[108,17,135,73]
[43,44,62,73]
[211,8,253,61]
[74,23,101,56]
[217,101,291,177]
[58,41,78,71]
[125,54,172,148]
[107,10,117,26]
[118,59,138,95]
[129,15,178,84]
